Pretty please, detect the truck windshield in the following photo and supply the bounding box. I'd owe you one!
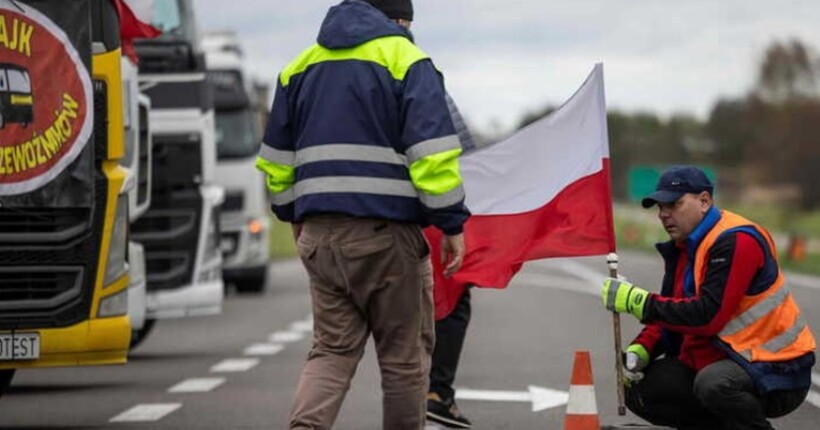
[215,109,260,160]
[151,0,182,34]
[149,0,199,46]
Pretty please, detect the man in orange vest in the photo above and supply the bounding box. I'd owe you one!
[601,165,815,429]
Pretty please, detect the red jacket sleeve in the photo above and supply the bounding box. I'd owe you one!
[643,232,764,336]
[632,323,664,356]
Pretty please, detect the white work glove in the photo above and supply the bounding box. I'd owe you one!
[622,344,649,387]
[624,344,649,371]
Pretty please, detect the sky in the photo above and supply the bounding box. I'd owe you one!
[195,0,820,133]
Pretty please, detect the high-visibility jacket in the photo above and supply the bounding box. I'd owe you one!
[693,210,815,391]
[255,0,469,234]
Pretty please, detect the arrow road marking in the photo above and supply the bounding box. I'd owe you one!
[455,386,569,412]
[109,403,181,422]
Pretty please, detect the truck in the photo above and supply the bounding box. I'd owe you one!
[120,55,152,341]
[1,0,132,395]
[129,0,224,345]
[203,31,269,293]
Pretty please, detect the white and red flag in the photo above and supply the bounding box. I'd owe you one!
[427,64,616,320]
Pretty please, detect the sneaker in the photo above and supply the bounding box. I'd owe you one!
[426,392,472,429]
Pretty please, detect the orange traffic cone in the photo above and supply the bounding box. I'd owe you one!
[563,351,600,430]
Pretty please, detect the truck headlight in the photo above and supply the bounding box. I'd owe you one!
[104,194,129,286]
[98,288,128,318]
[203,208,221,262]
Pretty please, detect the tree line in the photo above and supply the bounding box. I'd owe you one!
[510,39,820,209]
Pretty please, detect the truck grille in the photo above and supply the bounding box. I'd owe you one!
[131,134,203,291]
[222,190,244,212]
[0,267,83,311]
[0,79,108,330]
[0,179,105,330]
[0,208,90,245]
[220,230,238,260]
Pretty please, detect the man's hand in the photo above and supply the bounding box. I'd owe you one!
[624,344,649,372]
[601,277,650,320]
[440,233,465,278]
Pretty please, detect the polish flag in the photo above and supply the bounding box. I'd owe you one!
[115,0,161,63]
[427,64,615,320]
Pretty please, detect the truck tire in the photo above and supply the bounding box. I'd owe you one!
[0,369,15,398]
[129,318,157,350]
[235,269,268,294]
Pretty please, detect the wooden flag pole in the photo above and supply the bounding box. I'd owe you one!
[607,252,627,416]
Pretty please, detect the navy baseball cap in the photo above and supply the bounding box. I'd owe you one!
[641,166,714,208]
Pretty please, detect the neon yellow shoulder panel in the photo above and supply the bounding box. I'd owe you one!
[280,36,428,87]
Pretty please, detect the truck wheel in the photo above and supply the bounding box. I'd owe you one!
[129,318,157,350]
[0,369,15,398]
[235,269,268,294]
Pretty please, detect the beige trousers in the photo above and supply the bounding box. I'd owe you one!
[290,215,434,430]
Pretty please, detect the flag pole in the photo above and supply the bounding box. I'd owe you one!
[607,252,626,416]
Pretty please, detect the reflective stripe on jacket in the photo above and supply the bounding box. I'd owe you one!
[255,0,469,234]
[694,210,815,391]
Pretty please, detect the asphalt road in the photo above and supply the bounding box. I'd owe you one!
[1,250,819,429]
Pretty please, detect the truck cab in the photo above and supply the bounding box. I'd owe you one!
[1,0,132,395]
[130,0,223,339]
[120,55,152,342]
[204,32,269,293]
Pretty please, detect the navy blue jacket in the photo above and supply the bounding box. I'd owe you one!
[256,0,469,235]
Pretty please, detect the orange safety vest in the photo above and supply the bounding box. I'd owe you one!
[693,210,816,363]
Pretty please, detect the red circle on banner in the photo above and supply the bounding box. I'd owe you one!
[0,4,92,195]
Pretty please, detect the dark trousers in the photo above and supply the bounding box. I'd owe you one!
[429,289,471,401]
[626,357,809,430]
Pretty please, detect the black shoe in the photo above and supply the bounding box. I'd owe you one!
[426,392,472,429]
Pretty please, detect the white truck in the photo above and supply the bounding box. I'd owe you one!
[129,0,224,345]
[203,32,269,293]
[121,57,152,340]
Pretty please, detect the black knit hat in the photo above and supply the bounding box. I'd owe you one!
[364,0,413,21]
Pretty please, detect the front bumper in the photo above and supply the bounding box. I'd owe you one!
[0,316,131,370]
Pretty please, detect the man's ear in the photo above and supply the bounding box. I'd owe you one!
[699,191,712,209]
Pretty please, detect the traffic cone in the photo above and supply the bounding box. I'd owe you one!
[563,351,600,430]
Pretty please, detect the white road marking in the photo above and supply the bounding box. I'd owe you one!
[244,343,285,356]
[806,390,820,409]
[290,319,313,333]
[515,271,598,296]
[785,272,820,291]
[109,403,181,422]
[270,330,304,343]
[455,386,568,412]
[168,377,226,393]
[210,358,260,373]
[558,258,607,284]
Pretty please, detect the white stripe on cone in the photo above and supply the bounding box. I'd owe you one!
[565,385,598,415]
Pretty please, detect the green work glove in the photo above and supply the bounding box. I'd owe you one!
[601,277,650,320]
